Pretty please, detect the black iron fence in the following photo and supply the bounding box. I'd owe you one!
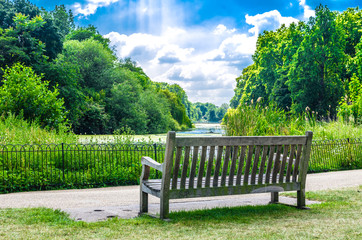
[0,138,360,193]
[310,138,361,172]
[0,143,165,193]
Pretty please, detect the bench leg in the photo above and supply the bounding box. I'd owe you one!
[160,196,169,219]
[297,189,305,208]
[271,192,279,203]
[140,189,148,214]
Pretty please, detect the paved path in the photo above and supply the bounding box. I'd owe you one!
[0,170,361,222]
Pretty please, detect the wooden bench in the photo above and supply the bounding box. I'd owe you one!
[140,131,313,219]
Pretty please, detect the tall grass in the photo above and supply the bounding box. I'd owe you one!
[223,101,362,140]
[0,114,77,144]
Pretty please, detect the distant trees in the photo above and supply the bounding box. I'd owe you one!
[229,5,362,123]
[190,102,229,123]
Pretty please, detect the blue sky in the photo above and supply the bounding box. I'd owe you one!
[30,0,361,105]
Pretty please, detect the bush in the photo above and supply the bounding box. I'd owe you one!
[0,63,67,129]
[223,100,305,136]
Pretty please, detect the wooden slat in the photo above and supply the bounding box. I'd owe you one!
[236,146,247,185]
[250,145,261,184]
[180,146,190,189]
[285,145,296,182]
[221,146,231,186]
[213,146,224,187]
[145,174,302,193]
[271,145,282,183]
[228,146,239,186]
[279,145,290,183]
[160,131,176,219]
[205,146,215,187]
[188,146,199,189]
[169,182,300,199]
[197,146,207,188]
[175,136,307,147]
[265,145,275,184]
[258,145,269,184]
[171,147,183,189]
[243,146,254,185]
[292,144,303,182]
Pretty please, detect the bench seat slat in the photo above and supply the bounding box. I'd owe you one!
[144,174,294,191]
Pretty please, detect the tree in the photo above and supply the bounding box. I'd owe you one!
[288,5,346,117]
[0,63,66,129]
[0,13,47,73]
[108,81,148,134]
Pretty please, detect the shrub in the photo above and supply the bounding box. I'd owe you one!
[0,63,66,129]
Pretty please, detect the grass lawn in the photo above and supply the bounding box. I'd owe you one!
[0,186,361,239]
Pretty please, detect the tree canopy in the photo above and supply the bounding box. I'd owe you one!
[230,5,362,123]
[0,0,197,134]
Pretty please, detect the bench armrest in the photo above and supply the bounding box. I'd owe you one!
[141,156,163,172]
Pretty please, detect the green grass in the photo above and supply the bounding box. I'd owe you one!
[223,102,362,140]
[0,186,361,239]
[0,114,77,145]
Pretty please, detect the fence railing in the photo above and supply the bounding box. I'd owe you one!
[0,143,165,193]
[310,138,361,172]
[0,138,360,193]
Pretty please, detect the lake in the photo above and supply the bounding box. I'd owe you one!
[78,123,225,143]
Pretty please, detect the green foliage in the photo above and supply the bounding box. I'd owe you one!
[192,102,229,122]
[0,113,76,145]
[224,100,362,140]
[0,12,47,71]
[223,100,305,136]
[0,63,66,129]
[230,6,362,122]
[0,0,216,135]
[0,0,72,63]
[338,74,362,124]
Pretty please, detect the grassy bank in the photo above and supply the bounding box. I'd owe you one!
[0,114,77,145]
[223,103,362,140]
[0,186,361,239]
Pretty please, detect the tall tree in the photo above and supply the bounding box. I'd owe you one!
[288,5,346,117]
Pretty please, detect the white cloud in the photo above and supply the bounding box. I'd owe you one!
[72,0,120,16]
[246,10,299,35]
[299,0,315,19]
[213,24,236,35]
[105,9,302,105]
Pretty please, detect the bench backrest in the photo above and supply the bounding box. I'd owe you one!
[161,131,313,191]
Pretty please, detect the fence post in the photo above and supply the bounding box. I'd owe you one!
[62,143,65,182]
[154,143,158,178]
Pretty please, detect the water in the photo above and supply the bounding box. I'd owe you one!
[177,123,225,136]
[78,123,225,143]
